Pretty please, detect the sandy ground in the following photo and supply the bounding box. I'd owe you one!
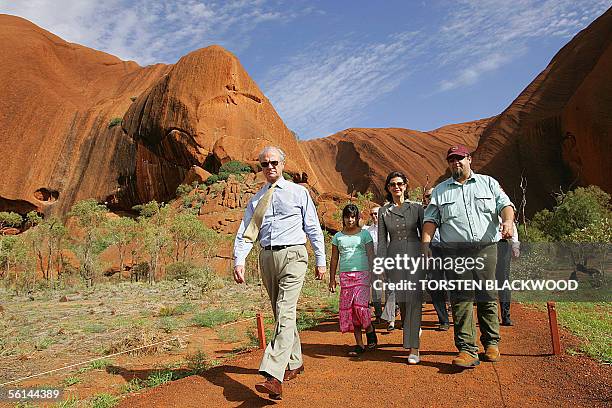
[117,304,611,408]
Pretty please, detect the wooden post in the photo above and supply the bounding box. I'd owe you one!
[547,301,561,355]
[256,313,266,349]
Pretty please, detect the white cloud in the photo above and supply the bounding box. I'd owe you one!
[434,0,612,91]
[262,32,424,138]
[0,0,302,64]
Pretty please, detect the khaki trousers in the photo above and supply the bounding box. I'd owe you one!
[258,245,308,382]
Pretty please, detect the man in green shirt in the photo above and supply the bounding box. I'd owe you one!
[422,145,515,368]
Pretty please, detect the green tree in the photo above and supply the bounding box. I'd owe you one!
[521,185,611,287]
[0,211,22,231]
[169,211,210,262]
[136,201,171,283]
[68,200,109,287]
[105,216,138,278]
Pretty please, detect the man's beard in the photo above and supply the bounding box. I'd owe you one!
[451,167,466,180]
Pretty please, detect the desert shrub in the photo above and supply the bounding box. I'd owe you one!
[89,393,118,408]
[192,308,237,328]
[165,262,223,293]
[185,349,210,373]
[219,160,251,174]
[108,117,122,129]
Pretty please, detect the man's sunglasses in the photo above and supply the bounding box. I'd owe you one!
[260,160,280,168]
[424,194,431,199]
[388,182,405,187]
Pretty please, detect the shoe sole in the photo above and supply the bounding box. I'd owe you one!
[482,355,501,362]
[255,384,282,400]
[453,359,480,368]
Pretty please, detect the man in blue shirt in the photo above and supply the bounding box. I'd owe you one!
[234,146,326,399]
[422,145,515,368]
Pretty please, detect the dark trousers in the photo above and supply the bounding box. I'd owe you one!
[496,240,512,320]
[443,245,500,357]
[427,246,449,325]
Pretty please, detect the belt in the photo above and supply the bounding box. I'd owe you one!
[262,244,304,251]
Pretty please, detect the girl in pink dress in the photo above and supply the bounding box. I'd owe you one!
[329,204,377,356]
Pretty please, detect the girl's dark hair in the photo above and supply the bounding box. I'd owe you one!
[341,204,360,227]
[384,171,409,203]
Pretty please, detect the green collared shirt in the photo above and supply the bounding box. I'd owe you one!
[423,173,514,246]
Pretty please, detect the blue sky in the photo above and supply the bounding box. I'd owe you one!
[1,0,610,139]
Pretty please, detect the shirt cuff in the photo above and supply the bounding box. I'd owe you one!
[315,254,326,267]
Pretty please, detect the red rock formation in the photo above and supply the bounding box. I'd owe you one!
[1,7,610,222]
[471,8,612,212]
[0,15,317,218]
[0,14,169,216]
[300,119,493,203]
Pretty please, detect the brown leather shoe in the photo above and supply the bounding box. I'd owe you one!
[452,351,480,368]
[283,365,304,381]
[255,377,282,400]
[483,345,501,362]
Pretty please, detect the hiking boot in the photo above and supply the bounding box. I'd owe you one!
[438,322,450,331]
[482,345,501,362]
[452,351,480,368]
[501,318,514,326]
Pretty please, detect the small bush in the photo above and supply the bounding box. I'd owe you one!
[121,378,144,394]
[192,309,237,328]
[108,117,122,129]
[63,376,82,386]
[90,359,112,370]
[146,370,173,387]
[186,349,209,373]
[219,160,251,174]
[89,393,118,408]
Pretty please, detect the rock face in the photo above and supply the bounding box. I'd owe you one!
[300,119,493,202]
[1,8,611,220]
[0,15,316,217]
[470,9,612,212]
[303,9,612,212]
[0,15,169,216]
[122,44,318,206]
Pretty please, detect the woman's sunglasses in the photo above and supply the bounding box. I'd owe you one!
[388,182,405,188]
[260,160,280,168]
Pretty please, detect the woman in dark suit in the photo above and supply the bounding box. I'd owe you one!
[377,171,424,364]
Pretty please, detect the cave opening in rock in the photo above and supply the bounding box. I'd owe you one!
[34,188,59,202]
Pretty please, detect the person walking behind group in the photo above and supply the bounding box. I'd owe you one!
[496,216,520,326]
[378,171,424,364]
[363,206,385,323]
[422,188,451,331]
[233,146,326,399]
[329,204,378,356]
[422,145,515,368]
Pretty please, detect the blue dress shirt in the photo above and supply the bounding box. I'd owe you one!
[233,177,326,267]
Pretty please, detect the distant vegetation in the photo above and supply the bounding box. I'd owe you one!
[0,198,220,294]
[108,117,122,129]
[205,160,252,185]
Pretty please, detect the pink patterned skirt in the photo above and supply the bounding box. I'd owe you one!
[339,271,372,333]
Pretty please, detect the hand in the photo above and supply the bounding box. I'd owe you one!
[500,220,514,239]
[328,276,337,293]
[512,247,520,258]
[315,266,326,280]
[421,242,432,258]
[234,265,245,284]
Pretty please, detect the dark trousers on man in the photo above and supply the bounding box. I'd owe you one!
[496,239,512,324]
[443,244,500,357]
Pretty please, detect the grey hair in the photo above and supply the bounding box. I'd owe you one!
[258,146,286,162]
